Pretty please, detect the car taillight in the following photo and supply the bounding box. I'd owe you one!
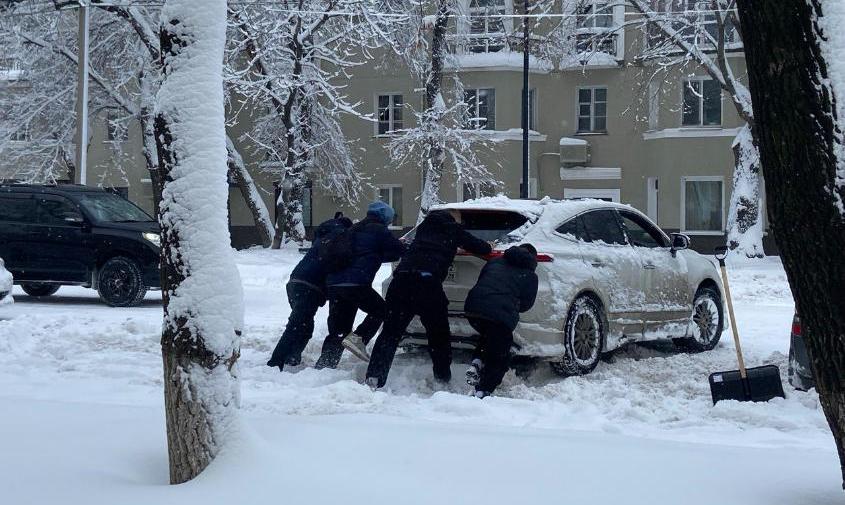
[791,315,801,337]
[457,250,554,262]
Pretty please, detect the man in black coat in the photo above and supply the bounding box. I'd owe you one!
[267,214,352,371]
[366,209,493,388]
[314,201,405,370]
[464,244,539,398]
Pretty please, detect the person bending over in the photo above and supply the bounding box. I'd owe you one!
[314,201,405,369]
[464,244,538,398]
[365,209,492,389]
[267,213,351,371]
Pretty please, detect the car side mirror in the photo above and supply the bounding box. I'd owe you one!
[670,233,690,257]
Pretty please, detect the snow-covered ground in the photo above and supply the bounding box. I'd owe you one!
[0,249,841,504]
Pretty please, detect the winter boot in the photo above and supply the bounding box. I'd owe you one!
[465,358,483,387]
[341,332,370,362]
[432,361,452,384]
[365,376,380,391]
[472,389,490,399]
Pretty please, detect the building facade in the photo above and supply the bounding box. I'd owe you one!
[2,2,766,254]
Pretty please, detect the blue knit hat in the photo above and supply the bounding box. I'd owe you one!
[367,200,395,225]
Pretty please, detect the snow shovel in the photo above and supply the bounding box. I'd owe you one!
[708,246,785,404]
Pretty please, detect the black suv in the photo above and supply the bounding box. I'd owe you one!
[0,184,160,307]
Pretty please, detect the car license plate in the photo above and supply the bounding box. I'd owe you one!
[445,265,456,283]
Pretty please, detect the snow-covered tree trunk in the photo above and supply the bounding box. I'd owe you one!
[727,124,764,258]
[226,138,273,247]
[417,1,451,223]
[154,0,244,484]
[736,0,845,488]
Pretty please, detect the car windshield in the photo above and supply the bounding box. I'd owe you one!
[403,209,530,243]
[77,193,154,223]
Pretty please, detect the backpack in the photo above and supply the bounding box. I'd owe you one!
[317,226,356,273]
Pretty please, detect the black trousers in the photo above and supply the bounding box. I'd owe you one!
[316,285,385,369]
[367,272,452,387]
[468,317,513,394]
[267,282,325,370]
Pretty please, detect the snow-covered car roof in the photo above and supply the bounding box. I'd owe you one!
[431,195,634,223]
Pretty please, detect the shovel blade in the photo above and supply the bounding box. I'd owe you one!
[709,364,785,404]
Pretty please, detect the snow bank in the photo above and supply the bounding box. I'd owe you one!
[445,52,553,73]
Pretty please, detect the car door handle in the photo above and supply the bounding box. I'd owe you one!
[591,260,605,267]
[643,263,656,270]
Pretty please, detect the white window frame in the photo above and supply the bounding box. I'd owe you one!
[646,177,659,224]
[464,87,496,130]
[681,77,722,127]
[576,86,608,134]
[374,184,403,229]
[680,175,725,235]
[528,88,538,131]
[462,0,513,54]
[374,92,404,137]
[563,188,620,202]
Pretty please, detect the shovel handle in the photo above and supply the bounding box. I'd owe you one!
[716,252,747,379]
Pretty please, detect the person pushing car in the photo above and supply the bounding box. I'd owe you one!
[365,209,492,389]
[464,243,539,398]
[267,212,352,371]
[314,201,405,369]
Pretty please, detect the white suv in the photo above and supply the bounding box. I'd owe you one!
[391,197,725,376]
[0,257,13,319]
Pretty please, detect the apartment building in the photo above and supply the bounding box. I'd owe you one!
[2,2,762,253]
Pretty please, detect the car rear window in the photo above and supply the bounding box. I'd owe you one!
[403,210,529,243]
[0,195,36,223]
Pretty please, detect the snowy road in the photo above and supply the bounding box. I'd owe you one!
[0,249,840,503]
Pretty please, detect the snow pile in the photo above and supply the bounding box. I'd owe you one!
[559,136,588,146]
[445,51,553,73]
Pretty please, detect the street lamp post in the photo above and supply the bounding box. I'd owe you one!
[520,0,529,199]
[55,1,89,185]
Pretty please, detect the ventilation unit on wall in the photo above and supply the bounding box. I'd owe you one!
[559,137,590,166]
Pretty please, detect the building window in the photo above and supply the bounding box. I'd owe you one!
[9,129,29,142]
[682,79,721,126]
[376,93,403,135]
[464,88,496,130]
[682,176,724,233]
[302,182,313,228]
[461,181,496,201]
[577,87,607,133]
[468,0,508,53]
[105,110,127,142]
[563,187,620,202]
[575,0,616,53]
[376,185,403,227]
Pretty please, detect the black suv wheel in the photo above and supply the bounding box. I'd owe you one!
[97,256,147,307]
[21,283,60,297]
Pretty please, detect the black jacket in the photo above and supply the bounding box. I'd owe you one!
[464,246,539,331]
[395,210,492,282]
[326,214,405,287]
[289,216,352,293]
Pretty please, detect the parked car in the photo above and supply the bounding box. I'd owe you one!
[389,197,725,376]
[788,313,815,390]
[0,256,13,318]
[0,184,160,307]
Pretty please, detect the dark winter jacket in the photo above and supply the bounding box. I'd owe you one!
[395,210,492,282]
[289,216,353,294]
[326,214,405,287]
[464,246,539,331]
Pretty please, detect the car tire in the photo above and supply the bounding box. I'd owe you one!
[21,283,60,298]
[674,286,723,352]
[97,256,147,307]
[550,296,606,377]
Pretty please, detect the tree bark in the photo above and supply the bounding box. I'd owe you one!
[736,0,845,488]
[155,0,243,484]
